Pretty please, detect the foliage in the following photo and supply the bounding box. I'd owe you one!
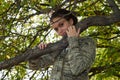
[0,0,120,80]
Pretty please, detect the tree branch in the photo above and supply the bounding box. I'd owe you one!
[0,37,68,70]
[0,12,120,70]
[89,62,120,77]
[114,73,120,78]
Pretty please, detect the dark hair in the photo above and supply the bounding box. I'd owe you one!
[50,9,78,25]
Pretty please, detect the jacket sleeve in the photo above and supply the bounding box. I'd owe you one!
[67,37,96,76]
[29,50,59,70]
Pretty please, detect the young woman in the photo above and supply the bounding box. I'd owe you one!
[29,9,96,80]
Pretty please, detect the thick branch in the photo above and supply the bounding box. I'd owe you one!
[0,37,68,70]
[0,13,120,70]
[76,14,120,32]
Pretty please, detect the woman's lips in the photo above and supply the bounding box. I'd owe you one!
[61,32,66,36]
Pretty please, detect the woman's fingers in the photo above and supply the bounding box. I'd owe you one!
[77,28,80,35]
[66,25,80,37]
[38,43,47,49]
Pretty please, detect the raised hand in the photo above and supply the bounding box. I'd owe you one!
[66,26,80,37]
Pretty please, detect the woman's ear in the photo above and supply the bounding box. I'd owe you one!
[69,18,74,25]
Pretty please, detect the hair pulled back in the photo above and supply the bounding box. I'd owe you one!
[50,9,78,25]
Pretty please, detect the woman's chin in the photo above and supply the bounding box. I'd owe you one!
[61,33,67,37]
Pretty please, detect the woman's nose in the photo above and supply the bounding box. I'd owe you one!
[58,28,63,33]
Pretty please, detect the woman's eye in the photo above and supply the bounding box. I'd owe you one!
[59,23,64,27]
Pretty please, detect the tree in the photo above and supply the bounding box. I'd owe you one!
[0,0,120,80]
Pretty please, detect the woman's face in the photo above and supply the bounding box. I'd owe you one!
[51,17,73,36]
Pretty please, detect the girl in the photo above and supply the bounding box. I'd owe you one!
[29,9,96,80]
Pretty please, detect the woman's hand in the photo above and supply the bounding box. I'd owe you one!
[66,26,80,37]
[38,42,48,49]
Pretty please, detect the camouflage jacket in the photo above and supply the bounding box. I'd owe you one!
[29,37,96,80]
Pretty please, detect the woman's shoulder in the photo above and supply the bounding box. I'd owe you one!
[79,36,95,44]
[79,36,93,41]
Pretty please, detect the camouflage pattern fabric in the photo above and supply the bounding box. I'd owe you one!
[29,36,96,80]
